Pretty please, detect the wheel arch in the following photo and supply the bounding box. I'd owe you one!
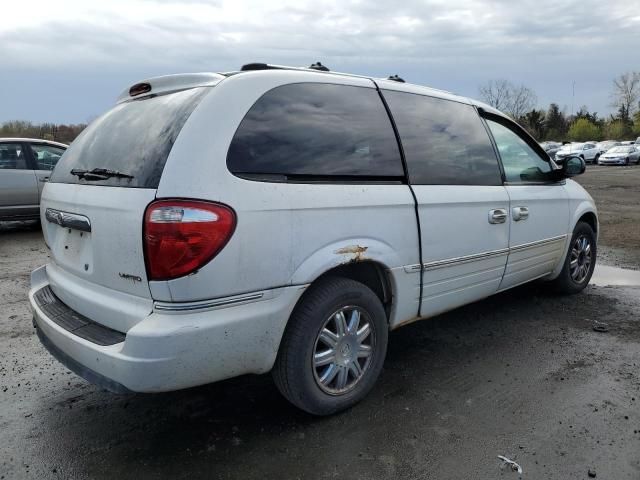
[549,203,598,280]
[288,238,408,320]
[311,260,394,319]
[578,211,598,237]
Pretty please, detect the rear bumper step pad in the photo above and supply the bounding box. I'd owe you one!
[33,286,125,346]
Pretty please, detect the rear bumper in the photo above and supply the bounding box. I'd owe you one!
[35,325,132,393]
[30,265,305,393]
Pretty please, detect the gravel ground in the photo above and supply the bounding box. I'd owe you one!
[576,164,640,270]
[1,166,640,479]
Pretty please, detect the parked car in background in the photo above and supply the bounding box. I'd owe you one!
[620,141,636,146]
[596,140,621,154]
[0,138,67,221]
[555,142,600,164]
[29,66,597,415]
[597,145,640,165]
[540,141,562,158]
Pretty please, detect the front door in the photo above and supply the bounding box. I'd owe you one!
[382,88,509,318]
[484,118,570,290]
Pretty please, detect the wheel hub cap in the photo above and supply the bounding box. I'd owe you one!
[570,235,592,283]
[312,306,375,395]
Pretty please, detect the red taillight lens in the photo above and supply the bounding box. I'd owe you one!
[144,200,236,280]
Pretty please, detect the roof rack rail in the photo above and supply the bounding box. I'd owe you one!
[240,63,286,71]
[387,75,405,83]
[308,62,330,72]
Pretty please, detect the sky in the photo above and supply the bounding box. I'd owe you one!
[1,0,639,124]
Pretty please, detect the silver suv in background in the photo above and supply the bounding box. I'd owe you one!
[555,142,600,164]
[0,138,67,221]
[29,66,597,415]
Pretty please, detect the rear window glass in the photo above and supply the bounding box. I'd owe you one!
[50,87,208,188]
[227,83,404,180]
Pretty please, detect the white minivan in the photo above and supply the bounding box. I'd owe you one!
[29,64,598,415]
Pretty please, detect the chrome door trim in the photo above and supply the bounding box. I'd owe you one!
[422,248,509,271]
[509,234,566,252]
[45,208,92,232]
[403,264,422,273]
[409,234,568,273]
[154,292,264,312]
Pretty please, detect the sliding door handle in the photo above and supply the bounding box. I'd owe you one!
[513,206,529,221]
[488,208,508,224]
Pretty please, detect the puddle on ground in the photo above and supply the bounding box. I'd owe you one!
[591,265,640,287]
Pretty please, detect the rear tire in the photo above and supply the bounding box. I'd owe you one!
[625,157,630,165]
[550,221,596,294]
[273,276,388,415]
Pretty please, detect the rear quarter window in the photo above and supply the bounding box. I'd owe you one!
[227,83,404,181]
[50,87,208,188]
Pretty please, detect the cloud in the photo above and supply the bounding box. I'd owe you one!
[1,0,639,122]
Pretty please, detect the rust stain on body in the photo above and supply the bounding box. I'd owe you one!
[335,245,368,262]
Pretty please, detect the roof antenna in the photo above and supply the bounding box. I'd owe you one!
[387,74,405,83]
[308,62,330,72]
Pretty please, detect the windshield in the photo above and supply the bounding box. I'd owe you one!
[50,87,208,188]
[608,147,632,153]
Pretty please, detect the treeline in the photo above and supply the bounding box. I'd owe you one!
[0,120,87,144]
[480,71,640,142]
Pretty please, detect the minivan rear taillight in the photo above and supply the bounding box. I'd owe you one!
[144,200,236,281]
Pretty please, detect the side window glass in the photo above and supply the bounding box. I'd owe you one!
[0,144,28,170]
[486,119,554,183]
[31,144,66,171]
[383,91,502,185]
[227,83,404,179]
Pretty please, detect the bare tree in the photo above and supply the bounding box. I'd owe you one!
[509,85,537,119]
[611,71,640,116]
[478,79,512,112]
[478,79,537,119]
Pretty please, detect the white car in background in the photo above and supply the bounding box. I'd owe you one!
[555,142,600,164]
[598,146,640,165]
[596,140,621,154]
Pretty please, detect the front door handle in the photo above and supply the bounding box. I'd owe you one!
[512,206,529,221]
[488,208,508,224]
[39,176,50,182]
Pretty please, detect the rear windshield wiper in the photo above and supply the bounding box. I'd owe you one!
[70,168,135,181]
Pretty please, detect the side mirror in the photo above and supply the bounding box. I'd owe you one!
[562,155,586,177]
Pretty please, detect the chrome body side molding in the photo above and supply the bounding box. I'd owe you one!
[403,234,568,273]
[154,292,264,312]
[509,234,567,252]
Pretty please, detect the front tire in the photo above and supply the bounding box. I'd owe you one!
[551,221,597,294]
[273,276,388,415]
[593,154,600,164]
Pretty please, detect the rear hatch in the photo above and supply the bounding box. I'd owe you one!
[42,77,219,331]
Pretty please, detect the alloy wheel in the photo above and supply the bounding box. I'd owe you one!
[569,235,593,283]
[312,306,375,395]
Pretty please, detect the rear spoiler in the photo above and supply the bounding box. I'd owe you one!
[116,73,225,104]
